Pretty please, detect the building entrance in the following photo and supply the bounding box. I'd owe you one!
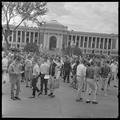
[49,36,57,50]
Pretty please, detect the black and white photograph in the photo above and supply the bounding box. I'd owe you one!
[2,2,118,118]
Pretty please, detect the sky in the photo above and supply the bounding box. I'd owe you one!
[45,2,118,34]
[3,2,118,34]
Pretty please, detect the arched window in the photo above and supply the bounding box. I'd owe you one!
[49,36,57,50]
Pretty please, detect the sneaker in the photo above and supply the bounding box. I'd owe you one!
[101,88,104,91]
[91,101,98,104]
[38,92,42,96]
[14,97,21,100]
[29,96,35,98]
[50,94,55,97]
[76,98,83,102]
[86,100,91,103]
[11,97,16,100]
[48,93,53,96]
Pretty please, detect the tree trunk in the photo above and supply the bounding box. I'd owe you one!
[4,34,10,50]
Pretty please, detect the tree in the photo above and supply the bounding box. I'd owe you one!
[63,46,82,57]
[23,42,39,53]
[72,47,82,56]
[2,2,48,49]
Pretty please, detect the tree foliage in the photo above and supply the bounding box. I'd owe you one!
[2,2,48,49]
[63,46,82,56]
[23,42,39,53]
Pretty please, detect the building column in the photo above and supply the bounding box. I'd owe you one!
[38,32,40,45]
[57,34,59,49]
[67,35,69,47]
[60,34,63,50]
[46,33,49,49]
[25,31,26,44]
[103,38,105,50]
[91,37,93,50]
[83,36,85,48]
[12,30,14,43]
[43,32,47,49]
[71,35,73,46]
[20,30,22,49]
[86,36,89,48]
[99,37,101,50]
[29,32,31,43]
[79,36,81,48]
[33,32,35,43]
[75,35,77,46]
[16,30,18,48]
[94,37,97,49]
[106,38,108,50]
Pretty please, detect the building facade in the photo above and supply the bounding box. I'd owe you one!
[2,20,118,56]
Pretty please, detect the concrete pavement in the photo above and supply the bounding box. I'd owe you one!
[2,78,118,118]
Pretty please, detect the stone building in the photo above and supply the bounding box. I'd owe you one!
[2,20,118,56]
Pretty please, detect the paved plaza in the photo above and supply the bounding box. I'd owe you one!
[2,77,118,118]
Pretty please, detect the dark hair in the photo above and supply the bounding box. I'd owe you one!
[76,60,79,65]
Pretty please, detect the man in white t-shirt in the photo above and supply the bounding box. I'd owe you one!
[2,55,9,84]
[25,56,33,87]
[76,59,86,102]
[38,57,50,95]
[111,61,118,82]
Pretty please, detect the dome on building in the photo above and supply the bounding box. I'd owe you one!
[45,20,65,27]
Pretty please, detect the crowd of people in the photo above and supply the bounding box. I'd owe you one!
[2,50,118,104]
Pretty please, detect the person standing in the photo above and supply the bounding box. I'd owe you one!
[2,54,9,84]
[76,59,86,102]
[85,62,98,104]
[48,58,56,97]
[8,56,22,100]
[38,57,50,96]
[63,57,71,83]
[110,61,118,84]
[100,60,111,96]
[29,58,40,98]
[25,56,33,87]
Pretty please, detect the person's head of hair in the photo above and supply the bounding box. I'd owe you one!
[15,55,21,63]
[90,61,94,66]
[43,57,47,62]
[49,57,53,62]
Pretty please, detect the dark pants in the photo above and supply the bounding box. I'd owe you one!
[32,77,39,96]
[64,71,70,83]
[40,74,48,94]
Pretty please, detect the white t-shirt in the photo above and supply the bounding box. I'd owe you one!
[2,57,9,71]
[40,62,50,74]
[33,63,40,76]
[76,63,86,77]
[111,63,117,73]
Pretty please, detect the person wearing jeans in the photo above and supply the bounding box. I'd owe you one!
[29,58,40,98]
[8,56,21,100]
[38,57,50,96]
[48,58,56,97]
[76,59,86,102]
